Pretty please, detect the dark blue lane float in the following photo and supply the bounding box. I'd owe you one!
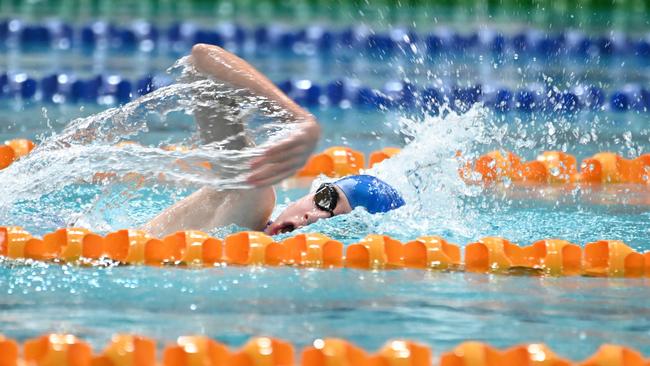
[0,72,649,113]
[3,18,650,59]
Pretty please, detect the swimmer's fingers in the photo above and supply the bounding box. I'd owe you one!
[262,131,314,157]
[251,135,312,168]
[247,157,305,186]
[248,135,313,177]
[247,170,294,187]
[251,121,320,168]
[247,155,306,186]
[252,142,310,168]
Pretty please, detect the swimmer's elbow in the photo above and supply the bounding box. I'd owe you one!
[191,43,220,57]
[191,44,227,68]
[303,116,321,138]
[305,113,318,125]
[294,111,319,129]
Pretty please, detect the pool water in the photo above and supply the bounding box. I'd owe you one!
[1,263,649,360]
[1,33,650,362]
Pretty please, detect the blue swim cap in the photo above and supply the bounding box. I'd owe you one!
[333,175,405,214]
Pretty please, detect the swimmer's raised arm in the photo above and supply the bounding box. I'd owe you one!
[191,44,321,186]
[143,44,320,237]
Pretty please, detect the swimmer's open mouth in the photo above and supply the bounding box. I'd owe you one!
[277,223,295,234]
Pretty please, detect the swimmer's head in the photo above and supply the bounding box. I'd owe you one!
[264,175,405,235]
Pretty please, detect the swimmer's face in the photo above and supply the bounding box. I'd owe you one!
[264,185,352,235]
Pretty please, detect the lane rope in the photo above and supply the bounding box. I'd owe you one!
[4,19,650,60]
[0,333,646,366]
[2,228,649,277]
[1,72,649,113]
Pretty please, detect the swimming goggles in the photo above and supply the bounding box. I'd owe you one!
[313,183,339,216]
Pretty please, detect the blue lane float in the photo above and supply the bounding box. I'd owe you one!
[3,19,650,59]
[0,71,649,113]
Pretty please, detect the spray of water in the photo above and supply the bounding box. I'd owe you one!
[285,105,493,242]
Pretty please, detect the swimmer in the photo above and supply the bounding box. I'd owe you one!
[143,44,404,237]
[264,174,405,235]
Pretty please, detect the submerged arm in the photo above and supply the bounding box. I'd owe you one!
[141,186,275,237]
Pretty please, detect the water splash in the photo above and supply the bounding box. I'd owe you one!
[279,105,492,243]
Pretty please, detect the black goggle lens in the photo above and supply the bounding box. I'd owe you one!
[313,183,338,215]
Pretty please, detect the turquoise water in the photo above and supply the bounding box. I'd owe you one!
[1,50,650,361]
[1,264,649,361]
[1,103,649,361]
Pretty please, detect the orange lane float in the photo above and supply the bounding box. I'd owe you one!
[460,150,522,184]
[465,150,650,185]
[528,240,582,276]
[465,237,520,273]
[465,237,583,275]
[512,161,549,183]
[301,338,369,366]
[579,345,647,366]
[223,231,279,266]
[145,231,221,266]
[372,340,431,366]
[537,151,577,184]
[0,334,19,366]
[4,334,650,366]
[578,158,603,184]
[281,233,344,268]
[368,147,401,168]
[0,145,16,170]
[296,146,366,178]
[403,236,461,270]
[586,152,650,184]
[0,226,32,259]
[164,336,294,366]
[346,234,404,269]
[93,335,156,366]
[6,138,35,158]
[8,136,650,187]
[0,139,36,170]
[1,227,648,278]
[83,230,151,264]
[583,240,646,278]
[23,228,90,261]
[234,337,295,366]
[162,144,213,172]
[23,334,93,366]
[440,342,572,366]
[163,336,231,366]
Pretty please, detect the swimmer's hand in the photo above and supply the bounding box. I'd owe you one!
[248,119,320,187]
